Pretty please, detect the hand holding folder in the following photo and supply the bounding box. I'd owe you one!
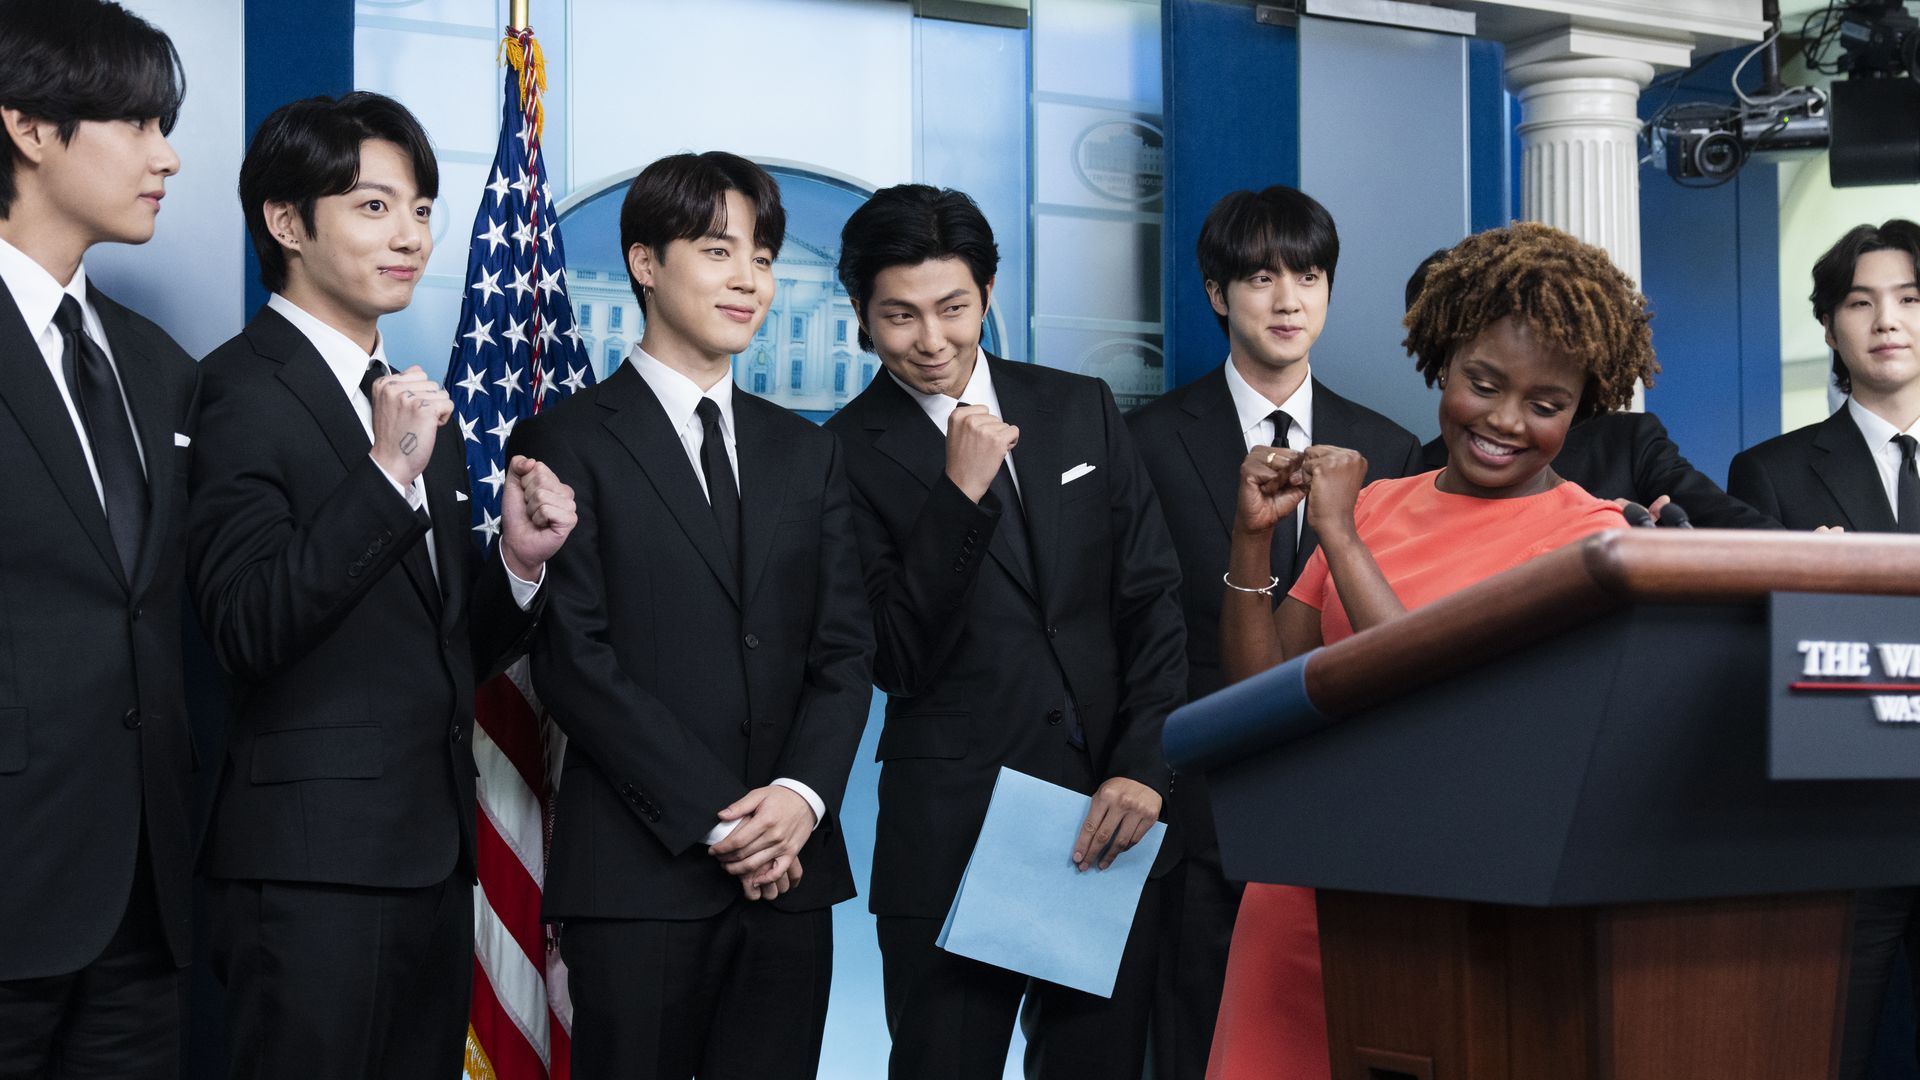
[936,768,1166,998]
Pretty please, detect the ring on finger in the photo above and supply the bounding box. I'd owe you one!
[1264,450,1277,466]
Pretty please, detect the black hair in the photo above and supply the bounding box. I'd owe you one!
[0,0,185,219]
[1405,247,1452,312]
[240,92,440,294]
[619,151,785,315]
[837,184,999,352]
[1810,219,1920,394]
[1195,186,1340,334]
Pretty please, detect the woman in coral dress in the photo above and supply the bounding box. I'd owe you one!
[1205,222,1663,1079]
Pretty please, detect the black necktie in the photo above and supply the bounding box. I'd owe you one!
[696,398,742,583]
[55,296,146,579]
[1267,408,1297,589]
[359,357,391,402]
[1896,434,1920,535]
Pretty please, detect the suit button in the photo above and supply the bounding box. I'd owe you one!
[122,708,142,730]
[952,561,965,573]
[739,719,751,735]
[1045,625,1058,639]
[380,529,394,542]
[1046,708,1063,726]
[620,783,637,800]
[449,723,462,744]
[348,562,364,578]
[648,809,662,823]
[130,605,143,621]
[743,633,760,649]
[967,529,979,541]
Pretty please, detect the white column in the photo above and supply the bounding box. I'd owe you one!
[1507,58,1656,286]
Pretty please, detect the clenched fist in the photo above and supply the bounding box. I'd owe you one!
[945,404,1019,503]
[369,364,452,486]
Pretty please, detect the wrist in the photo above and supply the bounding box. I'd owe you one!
[945,467,991,504]
[370,447,418,487]
[501,545,540,582]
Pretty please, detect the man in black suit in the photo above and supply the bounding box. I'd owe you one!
[1401,247,1775,528]
[824,184,1186,1079]
[508,151,871,1080]
[189,93,574,1079]
[1126,185,1420,1080]
[0,5,196,1074]
[1728,219,1920,1078]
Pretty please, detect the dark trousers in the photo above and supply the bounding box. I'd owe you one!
[0,844,182,1080]
[1148,849,1243,1080]
[561,900,834,1080]
[878,879,1162,1080]
[208,873,473,1080]
[1842,887,1920,1080]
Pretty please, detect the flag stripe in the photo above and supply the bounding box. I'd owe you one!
[474,879,553,1064]
[475,673,548,796]
[476,800,547,964]
[475,719,547,885]
[470,956,551,1078]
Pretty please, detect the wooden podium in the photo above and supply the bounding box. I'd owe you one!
[1164,531,1920,1080]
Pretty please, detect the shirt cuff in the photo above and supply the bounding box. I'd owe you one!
[369,455,425,510]
[501,547,543,610]
[770,778,824,831]
[698,778,825,846]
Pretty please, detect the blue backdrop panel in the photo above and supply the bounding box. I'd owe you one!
[1637,51,1782,485]
[1161,0,1300,390]
[242,0,354,316]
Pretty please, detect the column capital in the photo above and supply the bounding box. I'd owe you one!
[1506,56,1658,94]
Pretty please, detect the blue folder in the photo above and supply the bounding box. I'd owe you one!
[936,767,1167,998]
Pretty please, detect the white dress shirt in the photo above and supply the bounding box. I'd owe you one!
[625,347,826,840]
[268,293,540,607]
[1224,357,1314,540]
[888,347,1020,493]
[1847,396,1920,523]
[0,235,145,505]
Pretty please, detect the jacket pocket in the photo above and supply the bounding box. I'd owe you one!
[250,723,384,783]
[875,712,969,761]
[0,707,23,773]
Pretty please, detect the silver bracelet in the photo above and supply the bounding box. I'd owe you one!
[1221,571,1281,596]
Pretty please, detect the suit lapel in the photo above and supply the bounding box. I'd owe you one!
[1812,407,1898,532]
[736,393,797,606]
[0,278,126,588]
[994,358,1058,603]
[413,424,471,621]
[599,366,741,607]
[251,308,374,473]
[252,307,441,615]
[1175,366,1243,537]
[91,288,178,598]
[866,374,948,489]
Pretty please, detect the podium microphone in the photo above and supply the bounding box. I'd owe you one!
[1657,502,1694,529]
[1621,502,1657,528]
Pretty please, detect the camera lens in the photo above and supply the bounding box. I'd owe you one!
[1694,131,1743,178]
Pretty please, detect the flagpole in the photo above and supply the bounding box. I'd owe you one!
[508,0,528,31]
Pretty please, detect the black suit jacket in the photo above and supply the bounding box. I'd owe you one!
[825,357,1187,918]
[1728,406,1892,531]
[0,280,198,979]
[510,365,872,921]
[189,307,535,888]
[1420,412,1778,529]
[1126,366,1420,864]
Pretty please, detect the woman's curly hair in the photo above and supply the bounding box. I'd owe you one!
[1402,222,1658,419]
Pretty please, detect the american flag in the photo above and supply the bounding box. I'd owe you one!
[451,26,588,1080]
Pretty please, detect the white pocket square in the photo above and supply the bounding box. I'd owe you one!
[1061,462,1096,485]
[455,490,470,502]
[173,432,191,447]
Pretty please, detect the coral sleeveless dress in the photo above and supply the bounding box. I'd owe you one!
[1205,472,1624,1080]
